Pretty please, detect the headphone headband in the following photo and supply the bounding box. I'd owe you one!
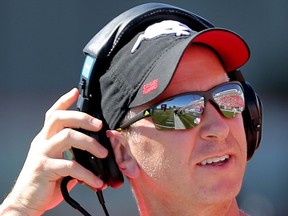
[84,3,213,60]
[79,3,214,103]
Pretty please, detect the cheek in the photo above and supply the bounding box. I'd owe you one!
[128,126,187,180]
[130,124,198,181]
[129,132,168,179]
[227,115,247,177]
[233,115,247,155]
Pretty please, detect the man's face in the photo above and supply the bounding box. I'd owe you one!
[127,44,247,205]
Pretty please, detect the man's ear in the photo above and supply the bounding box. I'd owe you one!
[106,130,140,179]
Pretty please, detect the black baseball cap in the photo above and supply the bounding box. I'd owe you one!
[99,20,250,129]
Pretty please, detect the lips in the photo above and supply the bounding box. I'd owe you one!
[198,155,230,166]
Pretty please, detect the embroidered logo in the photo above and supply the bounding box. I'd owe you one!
[142,79,159,95]
[131,20,192,53]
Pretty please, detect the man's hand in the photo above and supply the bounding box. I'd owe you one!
[0,88,108,216]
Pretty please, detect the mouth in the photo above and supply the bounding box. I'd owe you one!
[198,155,230,166]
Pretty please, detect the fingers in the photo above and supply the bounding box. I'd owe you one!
[46,128,108,159]
[42,88,102,139]
[36,89,107,159]
[36,89,112,187]
[46,88,79,119]
[43,158,104,189]
[42,110,103,139]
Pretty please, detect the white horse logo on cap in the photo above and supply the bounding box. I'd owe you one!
[131,20,192,53]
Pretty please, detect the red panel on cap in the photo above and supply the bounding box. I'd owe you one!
[193,29,250,71]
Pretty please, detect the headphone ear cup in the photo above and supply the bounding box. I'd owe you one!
[242,82,263,160]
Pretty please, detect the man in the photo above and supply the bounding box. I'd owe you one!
[0,4,260,216]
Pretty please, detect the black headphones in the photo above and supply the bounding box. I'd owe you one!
[228,70,262,160]
[61,3,263,215]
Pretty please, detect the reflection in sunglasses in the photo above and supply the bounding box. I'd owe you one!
[119,81,245,130]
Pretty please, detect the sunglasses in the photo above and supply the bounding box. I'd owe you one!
[119,81,245,130]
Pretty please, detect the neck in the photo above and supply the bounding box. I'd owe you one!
[130,181,245,216]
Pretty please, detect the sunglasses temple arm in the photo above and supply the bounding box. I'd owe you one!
[119,109,150,130]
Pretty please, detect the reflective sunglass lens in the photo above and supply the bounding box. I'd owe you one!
[213,84,245,119]
[152,95,204,130]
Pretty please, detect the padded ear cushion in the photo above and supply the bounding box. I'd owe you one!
[228,70,262,160]
[242,82,263,160]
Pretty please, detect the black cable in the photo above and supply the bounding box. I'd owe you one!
[61,176,92,216]
[61,176,111,216]
[96,191,110,216]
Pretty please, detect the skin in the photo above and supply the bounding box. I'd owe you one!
[0,44,247,216]
[108,44,248,216]
[0,89,108,215]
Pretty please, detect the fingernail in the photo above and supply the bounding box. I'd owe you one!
[99,147,108,157]
[78,180,84,184]
[94,179,104,188]
[106,130,112,138]
[69,87,78,94]
[92,118,102,126]
[93,183,107,191]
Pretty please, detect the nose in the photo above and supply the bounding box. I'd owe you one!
[199,102,230,141]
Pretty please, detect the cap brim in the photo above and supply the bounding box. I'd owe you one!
[192,28,250,72]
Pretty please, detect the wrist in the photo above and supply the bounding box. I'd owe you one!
[0,194,40,216]
[0,204,24,216]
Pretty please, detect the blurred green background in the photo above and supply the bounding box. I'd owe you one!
[0,0,287,215]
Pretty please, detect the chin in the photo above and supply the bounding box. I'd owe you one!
[190,164,245,204]
[207,172,245,206]
[215,179,243,201]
